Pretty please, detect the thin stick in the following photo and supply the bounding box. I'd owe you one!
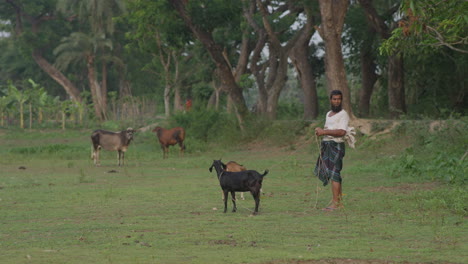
[313,135,323,209]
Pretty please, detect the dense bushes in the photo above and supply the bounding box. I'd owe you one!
[167,108,310,150]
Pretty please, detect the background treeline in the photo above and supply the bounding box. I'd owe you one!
[0,0,466,129]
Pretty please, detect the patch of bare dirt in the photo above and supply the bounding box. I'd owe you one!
[259,259,459,264]
[368,182,441,194]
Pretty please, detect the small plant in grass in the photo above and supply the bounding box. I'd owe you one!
[78,168,94,183]
[426,152,467,184]
[390,147,421,179]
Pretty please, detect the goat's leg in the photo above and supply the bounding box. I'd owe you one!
[178,142,185,157]
[223,190,229,213]
[231,191,237,212]
[160,145,166,159]
[95,149,100,166]
[251,190,260,215]
[164,146,169,159]
[121,151,125,166]
[92,149,97,165]
[240,192,245,200]
[117,151,121,166]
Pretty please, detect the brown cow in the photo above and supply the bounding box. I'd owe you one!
[152,126,186,159]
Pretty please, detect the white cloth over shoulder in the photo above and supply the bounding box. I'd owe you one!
[345,127,356,148]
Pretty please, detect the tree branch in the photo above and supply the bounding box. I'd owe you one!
[426,26,468,54]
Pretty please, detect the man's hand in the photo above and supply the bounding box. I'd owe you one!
[315,127,324,136]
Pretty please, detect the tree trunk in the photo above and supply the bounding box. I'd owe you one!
[265,51,289,119]
[318,0,354,118]
[164,82,171,117]
[171,0,249,123]
[61,111,66,130]
[29,103,32,130]
[174,85,183,112]
[19,102,24,129]
[101,62,108,119]
[207,80,222,110]
[387,54,405,118]
[289,7,318,120]
[39,108,43,124]
[32,49,83,103]
[173,54,184,112]
[358,43,378,117]
[86,55,104,121]
[291,50,318,120]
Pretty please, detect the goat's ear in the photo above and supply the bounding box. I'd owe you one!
[209,166,213,172]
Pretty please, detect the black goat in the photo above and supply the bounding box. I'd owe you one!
[209,159,268,215]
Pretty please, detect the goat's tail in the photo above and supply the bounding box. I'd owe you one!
[261,169,269,177]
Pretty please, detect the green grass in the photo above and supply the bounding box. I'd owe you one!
[0,127,466,264]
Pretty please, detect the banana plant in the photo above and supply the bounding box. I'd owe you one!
[60,100,73,130]
[27,79,49,127]
[7,81,29,129]
[0,95,14,127]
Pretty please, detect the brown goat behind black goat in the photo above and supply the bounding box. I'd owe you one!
[224,161,247,200]
[152,126,186,159]
[209,159,268,215]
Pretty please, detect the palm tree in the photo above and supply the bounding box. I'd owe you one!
[54,32,113,121]
[56,0,127,121]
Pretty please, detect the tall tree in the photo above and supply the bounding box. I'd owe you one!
[57,0,126,121]
[343,3,380,117]
[317,0,354,118]
[53,32,114,120]
[1,0,83,103]
[125,0,192,117]
[381,0,467,115]
[170,0,249,125]
[244,0,318,119]
[359,0,405,118]
[288,4,320,120]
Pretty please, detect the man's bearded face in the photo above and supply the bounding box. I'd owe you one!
[330,94,343,113]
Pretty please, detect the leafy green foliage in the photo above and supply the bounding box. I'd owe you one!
[389,119,467,185]
[169,108,238,144]
[381,0,468,55]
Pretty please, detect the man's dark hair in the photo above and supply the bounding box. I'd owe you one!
[329,90,343,99]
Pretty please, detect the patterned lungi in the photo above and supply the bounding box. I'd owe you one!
[314,141,346,186]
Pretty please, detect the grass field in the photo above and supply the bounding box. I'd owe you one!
[0,124,466,264]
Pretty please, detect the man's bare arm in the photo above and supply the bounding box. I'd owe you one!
[315,128,346,137]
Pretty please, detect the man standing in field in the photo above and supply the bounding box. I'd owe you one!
[314,90,351,211]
